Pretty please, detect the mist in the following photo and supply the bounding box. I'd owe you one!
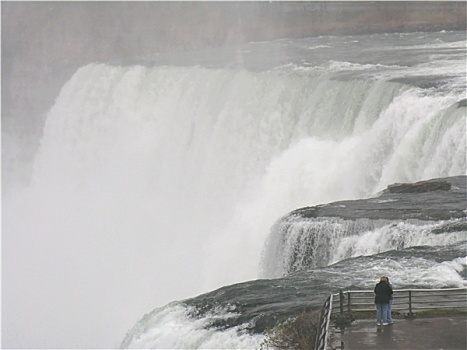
[2,2,465,349]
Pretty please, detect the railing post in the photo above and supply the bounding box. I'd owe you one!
[340,290,345,316]
[347,292,352,315]
[335,289,352,325]
[407,290,415,317]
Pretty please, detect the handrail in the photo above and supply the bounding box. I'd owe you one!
[314,287,466,350]
[314,294,333,350]
[333,287,466,293]
[330,287,467,319]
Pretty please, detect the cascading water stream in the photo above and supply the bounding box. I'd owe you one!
[261,216,467,278]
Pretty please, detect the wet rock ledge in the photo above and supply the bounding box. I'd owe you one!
[291,176,467,221]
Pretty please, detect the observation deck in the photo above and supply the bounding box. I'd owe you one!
[332,315,466,349]
[315,288,467,350]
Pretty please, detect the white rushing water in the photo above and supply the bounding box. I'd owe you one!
[3,31,466,348]
[120,303,264,349]
[262,217,467,277]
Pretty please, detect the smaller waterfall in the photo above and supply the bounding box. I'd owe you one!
[261,216,467,278]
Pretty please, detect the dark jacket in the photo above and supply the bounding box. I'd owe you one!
[374,281,393,304]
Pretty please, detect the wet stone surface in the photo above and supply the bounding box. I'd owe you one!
[291,176,467,221]
[332,316,467,350]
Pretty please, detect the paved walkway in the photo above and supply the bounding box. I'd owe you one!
[331,316,467,350]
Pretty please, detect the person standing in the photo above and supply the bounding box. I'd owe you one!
[386,276,394,324]
[374,276,393,326]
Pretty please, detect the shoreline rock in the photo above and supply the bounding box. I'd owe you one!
[387,179,452,194]
[291,176,467,221]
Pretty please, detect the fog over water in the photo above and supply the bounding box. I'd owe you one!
[2,3,466,349]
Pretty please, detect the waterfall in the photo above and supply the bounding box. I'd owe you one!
[4,58,465,347]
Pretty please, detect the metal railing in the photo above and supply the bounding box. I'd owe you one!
[330,287,467,320]
[314,287,466,350]
[314,294,334,350]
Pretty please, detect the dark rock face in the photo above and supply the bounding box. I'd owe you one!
[387,179,451,193]
[261,176,467,277]
[291,176,467,221]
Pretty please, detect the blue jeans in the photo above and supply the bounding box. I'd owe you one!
[387,299,393,323]
[376,303,389,324]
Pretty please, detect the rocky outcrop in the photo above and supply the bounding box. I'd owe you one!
[291,176,467,221]
[387,179,451,194]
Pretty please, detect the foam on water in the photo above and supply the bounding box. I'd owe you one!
[121,303,263,349]
[332,224,466,263]
[353,255,467,289]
